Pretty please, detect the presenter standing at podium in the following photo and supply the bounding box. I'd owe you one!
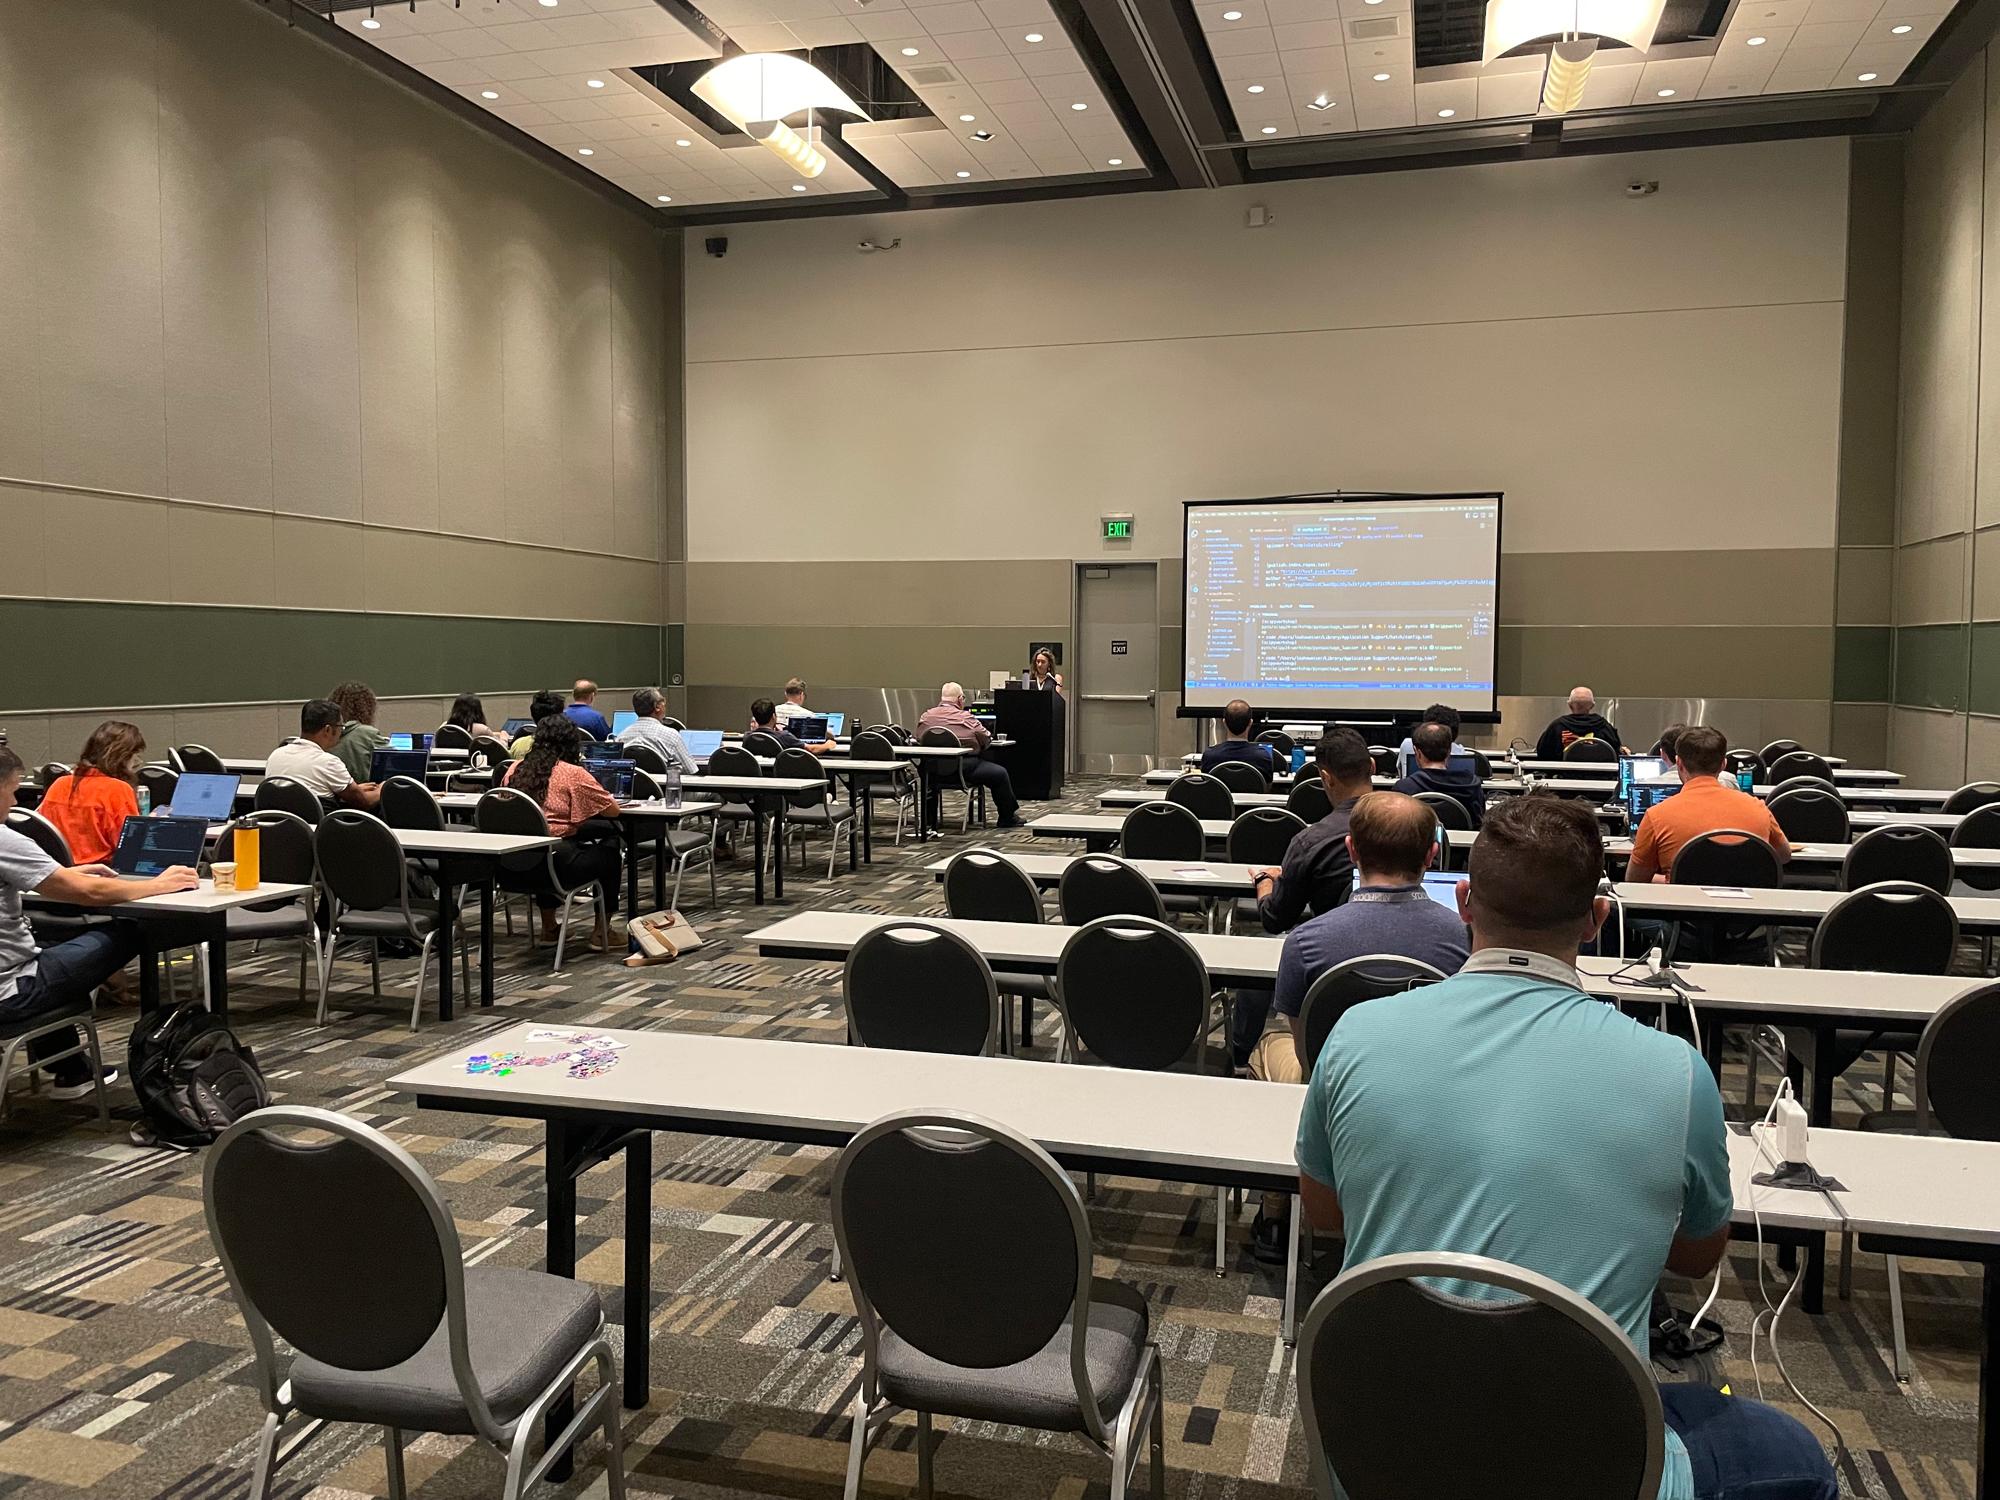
[1027,648,1063,692]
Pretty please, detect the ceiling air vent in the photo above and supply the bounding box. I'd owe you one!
[905,64,962,86]
[1347,15,1406,40]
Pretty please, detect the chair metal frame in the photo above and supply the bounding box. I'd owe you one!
[475,788,609,973]
[203,1106,626,1500]
[0,1002,111,1124]
[213,809,328,1008]
[312,810,449,1030]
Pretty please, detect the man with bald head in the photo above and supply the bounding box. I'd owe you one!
[1534,684,1624,760]
[917,682,1025,831]
[565,679,611,741]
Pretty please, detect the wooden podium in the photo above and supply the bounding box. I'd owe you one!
[994,685,1065,801]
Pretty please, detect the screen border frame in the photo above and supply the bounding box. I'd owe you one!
[1176,490,1505,724]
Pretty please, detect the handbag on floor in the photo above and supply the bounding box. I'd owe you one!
[625,908,704,966]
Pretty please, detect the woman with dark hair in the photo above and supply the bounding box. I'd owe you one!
[38,720,147,865]
[446,693,492,739]
[502,715,622,947]
[326,681,387,782]
[511,690,568,759]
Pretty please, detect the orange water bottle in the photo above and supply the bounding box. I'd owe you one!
[234,826,261,891]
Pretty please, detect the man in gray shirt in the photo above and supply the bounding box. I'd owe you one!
[616,686,697,774]
[1245,790,1469,1258]
[0,746,198,1098]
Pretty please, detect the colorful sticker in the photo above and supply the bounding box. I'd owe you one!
[465,1030,625,1081]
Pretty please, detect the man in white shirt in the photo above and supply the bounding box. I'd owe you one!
[617,687,697,774]
[773,678,813,723]
[265,700,381,809]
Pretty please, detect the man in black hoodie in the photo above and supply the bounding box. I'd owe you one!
[1535,685,1625,761]
[1394,721,1485,827]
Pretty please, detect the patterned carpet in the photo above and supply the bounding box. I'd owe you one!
[0,777,1983,1500]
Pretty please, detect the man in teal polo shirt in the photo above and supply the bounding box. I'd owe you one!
[1295,794,1835,1500]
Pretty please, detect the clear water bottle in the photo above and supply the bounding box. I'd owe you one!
[136,786,150,815]
[1736,764,1755,793]
[661,765,682,809]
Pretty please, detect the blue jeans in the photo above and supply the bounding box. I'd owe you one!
[1660,1383,1837,1500]
[0,926,141,1076]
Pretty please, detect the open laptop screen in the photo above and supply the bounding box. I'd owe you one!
[111,816,208,877]
[789,716,829,742]
[587,760,637,800]
[612,711,638,735]
[369,749,432,782]
[682,730,724,761]
[168,773,240,820]
[822,711,846,736]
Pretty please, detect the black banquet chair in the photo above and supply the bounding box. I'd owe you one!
[313,810,450,1031]
[1840,824,1954,895]
[1119,800,1204,862]
[831,1111,1162,1500]
[1563,738,1619,763]
[943,848,1048,1049]
[1297,1252,1663,1500]
[1165,772,1233,823]
[1767,750,1835,786]
[1058,854,1166,926]
[1943,781,2000,816]
[845,921,1001,1055]
[256,775,326,827]
[174,743,228,776]
[204,1106,626,1500]
[1287,777,1332,824]
[136,763,179,813]
[1209,759,1269,794]
[1294,955,1447,1078]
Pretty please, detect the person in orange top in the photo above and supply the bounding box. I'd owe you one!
[1625,724,1791,883]
[501,714,622,948]
[37,721,147,866]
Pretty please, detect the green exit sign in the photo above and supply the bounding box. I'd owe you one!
[1102,514,1134,540]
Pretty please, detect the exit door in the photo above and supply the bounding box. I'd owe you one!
[1074,563,1158,775]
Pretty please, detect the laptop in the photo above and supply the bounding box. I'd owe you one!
[501,718,533,738]
[789,715,829,742]
[822,711,846,737]
[1421,870,1464,913]
[612,711,638,735]
[369,748,432,783]
[1446,752,1480,779]
[167,772,240,821]
[1617,755,1671,799]
[683,729,724,762]
[587,759,638,801]
[110,816,208,878]
[581,739,627,763]
[1625,778,1679,824]
[387,732,434,752]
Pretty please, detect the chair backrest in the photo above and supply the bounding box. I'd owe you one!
[916,727,969,787]
[1228,806,1307,865]
[204,1107,499,1435]
[742,729,785,759]
[214,810,317,886]
[430,723,472,751]
[1165,772,1234,823]
[255,775,325,827]
[852,729,898,765]
[1724,748,1764,782]
[468,734,512,771]
[1915,981,2000,1138]
[1767,749,1834,785]
[136,763,179,811]
[662,716,686,731]
[1950,803,2000,892]
[1563,737,1618,763]
[1119,800,1204,861]
[1944,781,2000,816]
[832,1113,1104,1437]
[1470,749,1493,779]
[1055,916,1211,1071]
[1840,824,1953,895]
[774,746,831,807]
[176,743,227,776]
[704,743,766,809]
[625,742,669,775]
[1287,776,1333,824]
[314,810,412,915]
[845,923,1000,1054]
[1412,790,1472,831]
[474,785,555,872]
[379,775,446,832]
[1256,728,1295,756]
[4,807,73,865]
[37,761,71,787]
[1297,1251,1664,1500]
[1296,955,1448,1076]
[1669,829,1783,888]
[1810,880,1958,973]
[1759,738,1803,764]
[1766,787,1850,845]
[1058,853,1167,925]
[1209,759,1270,793]
[943,848,1043,924]
[880,724,914,746]
[1767,774,1839,801]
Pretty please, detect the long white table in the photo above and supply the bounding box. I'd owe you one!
[1030,812,1239,849]
[927,849,1261,897]
[1612,879,2000,930]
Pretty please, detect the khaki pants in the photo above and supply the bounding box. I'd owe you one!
[1247,1026,1303,1219]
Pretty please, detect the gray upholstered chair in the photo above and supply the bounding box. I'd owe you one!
[0,999,110,1124]
[845,921,1002,1055]
[832,1111,1163,1500]
[204,1106,626,1500]
[1297,1252,1664,1500]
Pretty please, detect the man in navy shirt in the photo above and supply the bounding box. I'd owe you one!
[1198,699,1276,780]
[1394,720,1485,827]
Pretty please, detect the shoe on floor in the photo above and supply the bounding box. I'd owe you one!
[996,816,1028,829]
[47,1065,120,1102]
[1249,1209,1289,1265]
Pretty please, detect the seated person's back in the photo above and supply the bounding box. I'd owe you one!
[1392,721,1485,826]
[1626,724,1790,882]
[1537,685,1622,760]
[37,721,146,865]
[1198,698,1275,778]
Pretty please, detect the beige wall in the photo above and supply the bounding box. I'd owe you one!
[0,0,677,759]
[683,138,1854,755]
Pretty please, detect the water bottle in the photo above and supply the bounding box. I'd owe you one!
[662,765,683,809]
[136,786,150,815]
[1736,764,1754,793]
[1290,745,1306,775]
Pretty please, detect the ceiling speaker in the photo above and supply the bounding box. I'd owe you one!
[905,64,962,85]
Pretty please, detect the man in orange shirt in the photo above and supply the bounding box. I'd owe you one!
[1626,725,1790,883]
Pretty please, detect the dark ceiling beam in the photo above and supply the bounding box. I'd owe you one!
[1074,0,1243,187]
[665,171,1163,225]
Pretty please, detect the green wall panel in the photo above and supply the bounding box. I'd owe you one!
[0,600,663,712]
[1832,625,1893,702]
[1893,622,1969,710]
[1970,622,2000,715]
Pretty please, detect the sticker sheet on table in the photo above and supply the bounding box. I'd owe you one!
[465,1029,627,1080]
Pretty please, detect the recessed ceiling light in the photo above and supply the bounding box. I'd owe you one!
[1746,33,1766,43]
[1246,84,1265,93]
[1656,87,1675,96]
[956,170,972,177]
[959,113,976,121]
[1071,101,1088,110]
[539,0,558,7]
[1260,125,1278,133]
[657,194,672,202]
[361,15,380,27]
[588,78,605,88]
[480,89,499,99]
[970,129,993,141]
[792,183,807,191]
[1108,157,1123,165]
[1306,94,1335,109]
[1858,70,1878,79]
[1891,22,1912,31]
[577,147,593,156]
[901,46,920,55]
[1222,7,1242,16]
[1437,107,1455,117]
[1024,31,1044,41]
[1372,71,1390,81]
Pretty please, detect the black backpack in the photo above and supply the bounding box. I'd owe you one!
[127,1008,270,1151]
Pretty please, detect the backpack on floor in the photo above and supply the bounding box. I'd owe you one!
[127,1007,270,1151]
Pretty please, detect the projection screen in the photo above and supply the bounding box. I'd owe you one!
[1180,493,1503,717]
